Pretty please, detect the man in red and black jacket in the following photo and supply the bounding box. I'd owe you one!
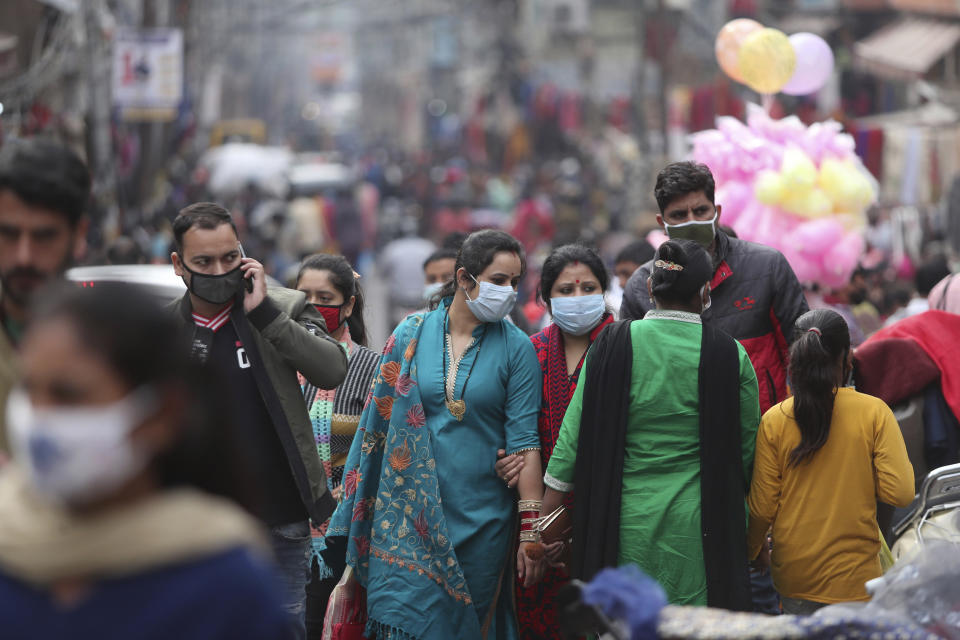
[622,162,808,416]
[623,161,807,614]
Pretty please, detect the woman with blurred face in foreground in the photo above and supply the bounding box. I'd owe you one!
[0,283,291,640]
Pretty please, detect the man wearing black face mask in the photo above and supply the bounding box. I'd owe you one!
[168,202,346,639]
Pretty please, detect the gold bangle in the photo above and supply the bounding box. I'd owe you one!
[518,500,542,512]
[519,530,539,543]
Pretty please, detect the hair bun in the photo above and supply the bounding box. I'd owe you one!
[656,240,686,265]
[650,239,711,303]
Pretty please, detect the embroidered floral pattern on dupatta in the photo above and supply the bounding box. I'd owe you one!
[326,312,475,630]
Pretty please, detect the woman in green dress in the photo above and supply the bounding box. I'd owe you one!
[540,238,760,610]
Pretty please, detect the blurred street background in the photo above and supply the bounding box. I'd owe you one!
[2,0,959,347]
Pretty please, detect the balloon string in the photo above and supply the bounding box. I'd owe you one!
[761,93,774,115]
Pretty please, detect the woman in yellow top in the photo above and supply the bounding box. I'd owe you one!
[747,308,914,615]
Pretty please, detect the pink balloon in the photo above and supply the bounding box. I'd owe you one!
[715,181,751,226]
[731,201,764,239]
[792,219,844,258]
[781,246,820,284]
[822,232,865,289]
[782,33,834,96]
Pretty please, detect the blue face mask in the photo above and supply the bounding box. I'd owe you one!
[423,281,444,302]
[464,275,517,323]
[551,294,605,336]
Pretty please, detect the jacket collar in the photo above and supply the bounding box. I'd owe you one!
[175,292,243,324]
[710,231,734,290]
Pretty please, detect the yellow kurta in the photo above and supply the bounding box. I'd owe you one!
[747,388,914,603]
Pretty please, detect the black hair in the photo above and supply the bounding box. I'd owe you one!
[106,236,146,265]
[719,224,738,239]
[916,254,951,297]
[423,248,458,271]
[787,309,851,467]
[654,161,716,214]
[540,244,609,306]
[173,202,238,252]
[650,239,712,304]
[614,240,655,267]
[29,283,259,514]
[441,231,468,251]
[296,253,368,347]
[433,229,526,307]
[0,139,90,226]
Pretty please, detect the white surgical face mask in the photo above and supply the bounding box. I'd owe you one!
[551,294,605,336]
[700,284,712,313]
[464,274,518,323]
[6,386,157,506]
[423,281,444,302]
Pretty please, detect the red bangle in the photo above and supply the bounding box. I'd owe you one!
[519,510,539,520]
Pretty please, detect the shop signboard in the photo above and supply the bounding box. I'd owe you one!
[112,28,183,122]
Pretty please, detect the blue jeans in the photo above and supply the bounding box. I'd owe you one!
[271,520,312,640]
[750,568,781,615]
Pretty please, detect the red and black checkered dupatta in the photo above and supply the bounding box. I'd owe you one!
[532,315,615,465]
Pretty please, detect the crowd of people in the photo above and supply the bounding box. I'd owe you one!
[0,136,951,640]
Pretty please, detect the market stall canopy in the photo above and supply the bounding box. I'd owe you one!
[855,101,959,127]
[775,14,841,38]
[854,17,960,80]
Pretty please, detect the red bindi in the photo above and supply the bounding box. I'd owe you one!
[575,279,580,283]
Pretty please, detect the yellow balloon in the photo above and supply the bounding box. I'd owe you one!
[738,28,796,94]
[823,162,875,213]
[780,148,817,190]
[807,189,833,218]
[818,158,849,202]
[716,19,763,83]
[782,189,831,218]
[754,170,784,205]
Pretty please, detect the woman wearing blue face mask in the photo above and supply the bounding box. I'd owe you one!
[321,229,545,639]
[0,283,289,640]
[537,239,761,612]
[499,244,613,639]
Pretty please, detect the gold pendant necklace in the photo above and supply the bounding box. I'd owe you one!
[446,398,466,421]
[443,310,485,421]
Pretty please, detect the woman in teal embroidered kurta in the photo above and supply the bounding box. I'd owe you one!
[545,311,759,605]
[325,230,545,640]
[400,300,541,637]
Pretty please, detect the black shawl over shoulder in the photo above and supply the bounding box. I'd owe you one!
[570,320,633,582]
[569,319,752,611]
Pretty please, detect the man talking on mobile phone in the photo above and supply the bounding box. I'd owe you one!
[168,202,346,639]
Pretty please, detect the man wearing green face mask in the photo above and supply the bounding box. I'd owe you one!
[623,161,808,416]
[622,161,809,615]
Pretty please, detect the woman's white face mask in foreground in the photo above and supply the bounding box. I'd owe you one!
[5,386,158,506]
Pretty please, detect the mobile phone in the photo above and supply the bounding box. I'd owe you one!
[238,243,254,293]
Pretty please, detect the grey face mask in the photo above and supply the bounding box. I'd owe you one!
[183,263,244,305]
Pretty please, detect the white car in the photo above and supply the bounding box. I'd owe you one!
[66,264,281,304]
